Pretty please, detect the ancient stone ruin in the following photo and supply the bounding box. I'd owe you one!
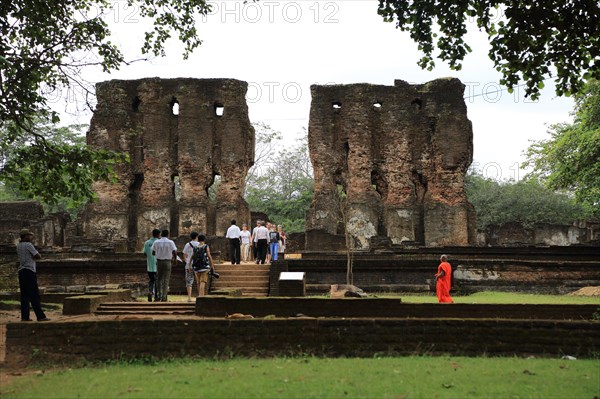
[83,78,254,251]
[305,78,476,249]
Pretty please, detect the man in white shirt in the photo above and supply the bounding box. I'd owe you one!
[225,219,241,265]
[250,220,261,262]
[254,221,270,264]
[151,229,177,301]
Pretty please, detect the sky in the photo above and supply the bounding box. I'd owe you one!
[53,0,575,181]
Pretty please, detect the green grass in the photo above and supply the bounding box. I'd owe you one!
[2,356,598,398]
[377,291,600,305]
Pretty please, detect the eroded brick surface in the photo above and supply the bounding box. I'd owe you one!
[84,78,254,250]
[306,78,475,249]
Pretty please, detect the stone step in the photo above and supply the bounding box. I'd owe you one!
[95,302,196,315]
[211,276,269,285]
[95,309,196,316]
[210,275,269,280]
[209,263,271,297]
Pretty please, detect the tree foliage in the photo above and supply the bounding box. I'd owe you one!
[377,0,600,99]
[245,125,314,233]
[465,173,589,229]
[523,80,600,217]
[0,0,212,204]
[0,120,125,212]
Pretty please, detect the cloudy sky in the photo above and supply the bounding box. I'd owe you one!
[55,0,575,181]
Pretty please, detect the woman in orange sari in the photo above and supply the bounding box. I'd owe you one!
[434,254,453,303]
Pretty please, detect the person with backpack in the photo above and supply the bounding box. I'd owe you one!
[191,234,216,297]
[182,232,200,302]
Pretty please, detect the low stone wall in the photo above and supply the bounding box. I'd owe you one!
[196,297,599,320]
[278,246,600,295]
[63,290,133,315]
[6,318,598,366]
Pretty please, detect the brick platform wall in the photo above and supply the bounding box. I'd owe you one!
[6,318,598,366]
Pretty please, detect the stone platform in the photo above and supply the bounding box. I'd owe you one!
[4,299,598,366]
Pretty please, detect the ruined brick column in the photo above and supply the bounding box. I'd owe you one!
[306,78,475,249]
[85,78,254,251]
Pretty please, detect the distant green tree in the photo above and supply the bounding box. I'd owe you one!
[523,80,600,218]
[245,126,314,233]
[465,173,588,229]
[0,119,125,214]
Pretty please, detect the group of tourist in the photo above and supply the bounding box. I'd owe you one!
[141,219,287,302]
[143,229,215,302]
[14,227,450,321]
[225,219,287,265]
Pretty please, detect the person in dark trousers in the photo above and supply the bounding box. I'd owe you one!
[254,221,269,264]
[16,228,49,322]
[151,229,178,302]
[142,229,161,302]
[225,219,241,264]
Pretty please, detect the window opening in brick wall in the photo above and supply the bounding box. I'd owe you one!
[207,174,221,201]
[214,102,224,117]
[411,98,422,110]
[132,96,141,112]
[170,97,180,115]
[172,174,182,202]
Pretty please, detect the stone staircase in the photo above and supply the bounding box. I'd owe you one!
[210,263,270,297]
[96,302,195,316]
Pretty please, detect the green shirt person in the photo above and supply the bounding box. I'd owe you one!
[142,229,161,301]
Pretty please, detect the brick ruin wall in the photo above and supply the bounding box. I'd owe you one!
[6,318,598,366]
[83,78,254,251]
[306,78,476,250]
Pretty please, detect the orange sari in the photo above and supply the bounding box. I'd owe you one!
[436,261,453,303]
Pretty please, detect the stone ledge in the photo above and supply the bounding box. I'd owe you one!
[5,318,598,366]
[195,297,599,320]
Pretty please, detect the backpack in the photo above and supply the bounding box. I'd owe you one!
[191,243,211,272]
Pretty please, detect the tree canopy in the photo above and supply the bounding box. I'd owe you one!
[0,119,125,212]
[465,173,589,229]
[245,125,314,233]
[377,0,600,99]
[0,0,212,205]
[523,79,600,217]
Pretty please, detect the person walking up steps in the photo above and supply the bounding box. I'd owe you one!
[151,229,177,302]
[142,229,160,302]
[240,224,251,263]
[255,221,269,264]
[182,232,200,302]
[226,220,241,264]
[191,234,216,297]
[269,225,281,262]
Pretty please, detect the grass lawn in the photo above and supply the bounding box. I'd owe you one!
[2,356,598,399]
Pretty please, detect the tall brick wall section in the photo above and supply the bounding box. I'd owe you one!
[84,78,254,252]
[306,78,475,250]
[6,318,598,366]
